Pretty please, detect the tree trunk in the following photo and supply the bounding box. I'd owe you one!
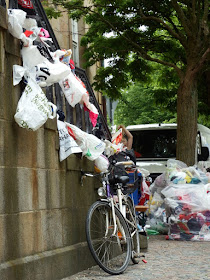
[176,70,198,166]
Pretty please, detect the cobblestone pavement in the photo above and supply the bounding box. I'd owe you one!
[62,235,210,280]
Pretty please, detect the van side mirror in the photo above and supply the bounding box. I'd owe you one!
[198,147,209,161]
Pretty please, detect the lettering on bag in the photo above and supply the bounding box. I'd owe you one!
[95,142,103,150]
[59,128,70,141]
[25,84,33,95]
[31,92,51,116]
[63,79,70,90]
[20,120,32,130]
[36,66,51,80]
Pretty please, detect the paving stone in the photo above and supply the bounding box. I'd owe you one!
[62,235,210,280]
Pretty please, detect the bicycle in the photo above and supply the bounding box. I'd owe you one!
[81,160,145,275]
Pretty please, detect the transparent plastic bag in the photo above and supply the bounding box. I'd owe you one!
[162,183,210,213]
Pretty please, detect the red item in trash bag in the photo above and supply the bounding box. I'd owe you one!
[24,30,33,37]
[67,126,77,140]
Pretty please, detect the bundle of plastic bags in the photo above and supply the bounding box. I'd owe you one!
[146,159,210,240]
[8,8,99,132]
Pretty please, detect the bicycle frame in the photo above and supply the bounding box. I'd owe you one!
[101,176,139,251]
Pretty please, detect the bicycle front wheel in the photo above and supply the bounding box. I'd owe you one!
[86,200,132,275]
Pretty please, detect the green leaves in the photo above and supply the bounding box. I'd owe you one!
[45,0,209,125]
[114,84,176,126]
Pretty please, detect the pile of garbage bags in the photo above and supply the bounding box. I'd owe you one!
[147,159,210,241]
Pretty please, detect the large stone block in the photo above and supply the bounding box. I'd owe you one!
[43,128,59,170]
[4,32,21,58]
[0,167,19,214]
[1,67,21,122]
[14,126,44,169]
[1,122,57,170]
[0,6,7,30]
[0,214,6,263]
[1,211,43,261]
[44,169,66,209]
[0,167,66,214]
[40,209,63,252]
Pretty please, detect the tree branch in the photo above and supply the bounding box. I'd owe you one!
[171,0,192,37]
[139,14,187,48]
[138,51,183,78]
[191,0,197,25]
[191,47,210,75]
[201,0,209,37]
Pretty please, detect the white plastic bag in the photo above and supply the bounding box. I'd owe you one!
[21,45,49,69]
[7,9,26,39]
[59,72,87,107]
[13,65,27,86]
[34,60,70,87]
[57,117,82,161]
[94,154,109,172]
[14,79,57,131]
[65,123,105,160]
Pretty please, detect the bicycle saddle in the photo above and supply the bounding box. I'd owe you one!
[113,175,129,185]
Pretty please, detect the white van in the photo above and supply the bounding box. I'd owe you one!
[127,123,210,181]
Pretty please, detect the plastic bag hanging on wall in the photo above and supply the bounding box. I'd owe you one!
[14,78,57,131]
[57,116,82,161]
[65,123,105,161]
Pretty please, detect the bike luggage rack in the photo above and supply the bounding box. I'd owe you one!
[135,205,149,212]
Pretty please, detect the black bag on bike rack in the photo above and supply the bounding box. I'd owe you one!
[108,151,142,194]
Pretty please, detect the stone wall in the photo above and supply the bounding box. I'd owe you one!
[0,6,99,280]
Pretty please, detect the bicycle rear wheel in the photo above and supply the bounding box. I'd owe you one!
[86,200,131,275]
[125,197,141,264]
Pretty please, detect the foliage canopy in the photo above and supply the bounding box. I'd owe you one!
[46,0,210,98]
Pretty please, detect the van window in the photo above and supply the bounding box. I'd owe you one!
[130,129,177,159]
